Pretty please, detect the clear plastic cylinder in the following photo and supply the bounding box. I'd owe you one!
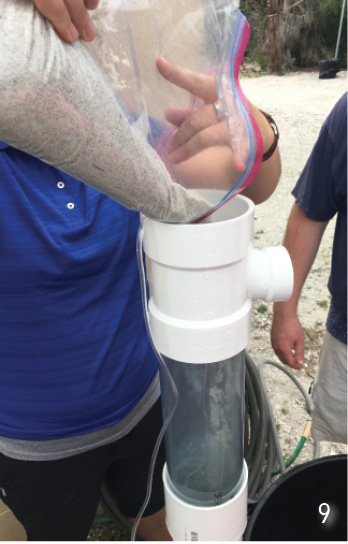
[160,351,245,507]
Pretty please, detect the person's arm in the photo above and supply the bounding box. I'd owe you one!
[156,57,280,204]
[241,101,280,204]
[31,0,99,42]
[271,203,328,369]
[26,7,279,204]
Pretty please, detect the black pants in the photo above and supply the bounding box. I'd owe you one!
[0,399,165,541]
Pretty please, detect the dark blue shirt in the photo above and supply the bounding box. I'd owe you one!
[292,93,347,344]
[0,143,157,440]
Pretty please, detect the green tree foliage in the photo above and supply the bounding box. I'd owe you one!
[240,0,347,70]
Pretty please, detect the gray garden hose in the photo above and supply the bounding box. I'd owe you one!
[245,354,319,504]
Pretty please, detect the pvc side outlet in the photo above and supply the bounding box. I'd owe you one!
[246,246,293,302]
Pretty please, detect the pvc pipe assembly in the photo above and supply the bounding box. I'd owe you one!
[142,194,293,541]
[144,194,293,364]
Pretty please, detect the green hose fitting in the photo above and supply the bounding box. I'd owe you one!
[272,420,311,475]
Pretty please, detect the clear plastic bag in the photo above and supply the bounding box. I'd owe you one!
[0,0,262,223]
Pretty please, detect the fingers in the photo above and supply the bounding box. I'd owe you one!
[271,315,306,370]
[292,335,305,369]
[32,0,99,42]
[169,126,245,173]
[156,57,217,103]
[273,343,298,369]
[169,123,228,164]
[165,104,244,172]
[171,145,243,192]
[85,0,100,8]
[281,350,303,370]
[272,336,305,370]
[164,107,192,128]
[165,103,222,152]
[157,57,246,173]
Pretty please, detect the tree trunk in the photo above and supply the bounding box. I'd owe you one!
[268,0,283,74]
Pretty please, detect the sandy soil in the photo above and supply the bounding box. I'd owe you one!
[240,70,347,464]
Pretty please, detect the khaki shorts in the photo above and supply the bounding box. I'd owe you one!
[311,331,347,444]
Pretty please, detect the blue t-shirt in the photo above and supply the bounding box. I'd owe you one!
[292,93,347,345]
[0,142,158,440]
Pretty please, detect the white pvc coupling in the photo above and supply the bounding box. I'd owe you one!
[143,194,293,363]
[163,462,248,542]
[246,246,293,302]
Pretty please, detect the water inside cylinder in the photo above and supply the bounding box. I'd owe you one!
[160,351,245,507]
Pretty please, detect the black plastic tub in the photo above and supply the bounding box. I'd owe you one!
[244,455,347,541]
[319,58,340,79]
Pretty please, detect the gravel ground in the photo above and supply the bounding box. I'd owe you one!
[88,70,347,540]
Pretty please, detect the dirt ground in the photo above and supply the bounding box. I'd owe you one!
[88,70,347,540]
